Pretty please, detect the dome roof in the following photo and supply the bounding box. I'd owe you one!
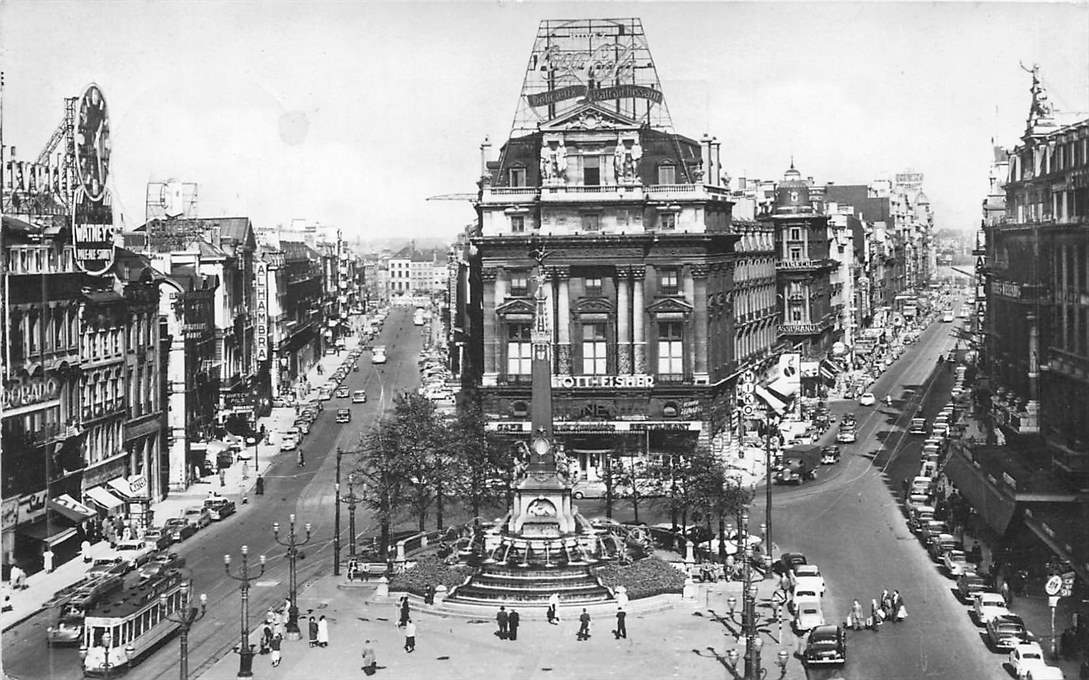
[773,161,813,215]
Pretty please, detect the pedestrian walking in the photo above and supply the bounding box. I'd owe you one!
[297,449,306,468]
[891,590,906,622]
[43,548,54,573]
[496,606,509,639]
[870,598,882,631]
[9,564,26,590]
[403,619,416,653]
[317,615,329,647]
[362,639,377,676]
[398,596,410,627]
[81,539,92,563]
[577,608,591,641]
[850,600,864,630]
[547,593,560,624]
[615,607,627,639]
[270,633,283,667]
[508,609,520,641]
[259,622,273,654]
[308,615,319,647]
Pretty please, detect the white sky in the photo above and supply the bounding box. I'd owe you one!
[2,1,1087,242]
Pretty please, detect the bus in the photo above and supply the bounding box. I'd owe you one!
[81,570,186,674]
[413,307,425,326]
[371,345,387,364]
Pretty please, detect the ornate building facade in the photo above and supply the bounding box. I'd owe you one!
[462,18,747,479]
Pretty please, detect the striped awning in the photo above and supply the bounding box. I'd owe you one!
[49,494,96,522]
[820,358,845,380]
[85,486,124,510]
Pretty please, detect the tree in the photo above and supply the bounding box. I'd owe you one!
[353,420,407,558]
[690,458,753,560]
[386,392,450,532]
[446,389,513,520]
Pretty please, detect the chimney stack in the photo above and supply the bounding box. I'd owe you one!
[711,138,721,187]
[700,134,713,184]
[480,136,492,178]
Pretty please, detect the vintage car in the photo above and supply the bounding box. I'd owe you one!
[804,624,846,665]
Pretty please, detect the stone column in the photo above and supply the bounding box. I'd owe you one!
[616,268,631,374]
[481,267,498,386]
[684,269,697,379]
[632,269,646,373]
[692,265,709,382]
[556,267,572,375]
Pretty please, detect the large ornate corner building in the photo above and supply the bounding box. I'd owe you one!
[461,18,757,476]
[945,69,1089,584]
[1,86,164,569]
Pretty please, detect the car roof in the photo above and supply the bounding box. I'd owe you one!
[809,625,840,638]
[795,564,819,575]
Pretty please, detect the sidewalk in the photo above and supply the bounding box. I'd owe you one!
[196,571,810,680]
[0,334,363,633]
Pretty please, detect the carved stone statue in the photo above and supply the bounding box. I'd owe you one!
[1021,62,1054,124]
[613,135,642,184]
[540,140,567,182]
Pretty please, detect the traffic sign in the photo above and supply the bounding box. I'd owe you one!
[1045,574,1063,596]
[771,589,786,605]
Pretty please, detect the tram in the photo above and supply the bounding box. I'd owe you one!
[80,569,186,675]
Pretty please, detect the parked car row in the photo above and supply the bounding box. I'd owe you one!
[904,366,1063,680]
[418,349,454,403]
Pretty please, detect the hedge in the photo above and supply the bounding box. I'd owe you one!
[595,556,685,600]
[388,554,475,596]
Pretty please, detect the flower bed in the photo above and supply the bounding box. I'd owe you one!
[595,556,685,600]
[388,554,475,596]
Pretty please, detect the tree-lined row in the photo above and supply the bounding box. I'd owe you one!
[349,390,752,559]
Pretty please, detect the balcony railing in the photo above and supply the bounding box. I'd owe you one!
[776,258,836,272]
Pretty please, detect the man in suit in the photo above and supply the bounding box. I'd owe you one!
[508,609,520,641]
[577,608,591,641]
[615,607,627,639]
[496,606,509,640]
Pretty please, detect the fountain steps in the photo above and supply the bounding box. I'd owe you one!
[448,563,612,605]
[450,590,613,606]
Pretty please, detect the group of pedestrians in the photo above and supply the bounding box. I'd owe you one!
[255,600,334,668]
[496,605,521,640]
[499,600,627,642]
[847,589,907,631]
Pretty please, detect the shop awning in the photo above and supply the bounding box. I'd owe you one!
[49,495,96,522]
[85,486,124,510]
[16,519,78,546]
[943,453,1017,535]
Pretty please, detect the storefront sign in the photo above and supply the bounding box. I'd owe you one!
[19,490,47,524]
[223,393,255,410]
[552,374,654,389]
[2,497,19,531]
[4,376,60,410]
[486,420,701,433]
[992,280,1021,299]
[679,400,703,418]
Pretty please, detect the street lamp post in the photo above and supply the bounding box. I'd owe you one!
[224,545,266,678]
[160,582,208,680]
[334,446,364,575]
[740,510,762,680]
[340,474,363,562]
[273,514,312,639]
[764,415,778,574]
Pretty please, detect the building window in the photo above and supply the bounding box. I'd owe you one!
[789,247,802,260]
[790,228,801,241]
[510,215,525,233]
[581,324,607,374]
[510,271,528,296]
[583,155,600,186]
[657,164,676,184]
[507,324,532,376]
[509,166,526,187]
[658,212,677,230]
[657,322,684,379]
[584,277,602,296]
[659,268,679,293]
[581,213,600,231]
[791,309,802,322]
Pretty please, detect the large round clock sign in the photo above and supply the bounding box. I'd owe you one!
[75,84,111,202]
